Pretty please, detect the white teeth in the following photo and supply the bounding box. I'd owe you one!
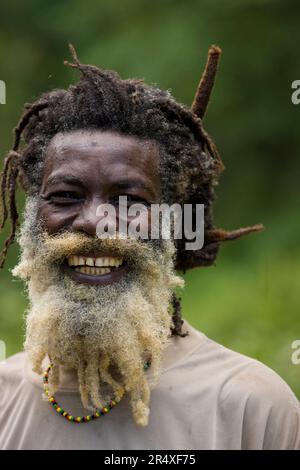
[74,266,112,275]
[100,268,111,274]
[68,255,123,268]
[68,255,77,266]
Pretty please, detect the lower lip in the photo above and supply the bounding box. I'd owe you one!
[62,263,128,286]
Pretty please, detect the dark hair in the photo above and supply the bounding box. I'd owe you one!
[0,44,262,275]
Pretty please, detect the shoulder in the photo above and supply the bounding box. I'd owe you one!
[218,346,300,414]
[183,324,299,405]
[203,337,298,403]
[224,356,300,449]
[184,329,300,449]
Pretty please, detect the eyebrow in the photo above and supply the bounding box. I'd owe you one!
[46,174,85,188]
[114,179,156,199]
[45,174,157,199]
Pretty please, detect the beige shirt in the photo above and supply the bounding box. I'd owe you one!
[0,321,300,450]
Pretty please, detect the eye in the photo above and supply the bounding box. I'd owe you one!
[110,195,150,207]
[43,191,84,205]
[127,195,149,205]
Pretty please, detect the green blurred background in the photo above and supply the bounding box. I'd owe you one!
[0,0,300,396]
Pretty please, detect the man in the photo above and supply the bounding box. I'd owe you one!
[0,45,299,450]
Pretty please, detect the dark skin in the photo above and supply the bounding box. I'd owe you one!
[38,129,162,285]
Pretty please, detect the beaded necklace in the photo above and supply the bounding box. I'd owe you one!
[43,359,151,423]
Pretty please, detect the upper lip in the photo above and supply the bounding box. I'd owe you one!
[67,251,121,258]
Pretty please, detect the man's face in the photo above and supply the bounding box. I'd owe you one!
[37,129,162,286]
[14,129,183,426]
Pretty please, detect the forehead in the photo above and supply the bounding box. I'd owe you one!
[44,130,160,179]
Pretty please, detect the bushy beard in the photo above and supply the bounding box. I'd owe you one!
[13,197,184,426]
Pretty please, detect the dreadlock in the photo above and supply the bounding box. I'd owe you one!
[0,44,263,335]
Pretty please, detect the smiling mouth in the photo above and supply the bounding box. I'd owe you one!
[62,254,128,285]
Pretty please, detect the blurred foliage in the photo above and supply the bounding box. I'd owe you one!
[0,0,300,396]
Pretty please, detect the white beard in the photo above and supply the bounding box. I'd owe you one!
[13,197,184,426]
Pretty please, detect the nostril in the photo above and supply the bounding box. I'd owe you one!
[71,216,99,236]
[71,198,111,236]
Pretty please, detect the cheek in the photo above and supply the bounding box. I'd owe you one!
[37,202,76,235]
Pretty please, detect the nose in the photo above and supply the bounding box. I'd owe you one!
[71,198,103,236]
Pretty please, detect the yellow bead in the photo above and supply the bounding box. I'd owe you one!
[56,407,62,413]
[86,416,91,421]
[95,412,100,417]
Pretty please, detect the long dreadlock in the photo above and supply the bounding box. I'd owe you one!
[0,44,263,335]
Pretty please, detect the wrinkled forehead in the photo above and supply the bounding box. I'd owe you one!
[41,130,162,197]
[44,129,160,170]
